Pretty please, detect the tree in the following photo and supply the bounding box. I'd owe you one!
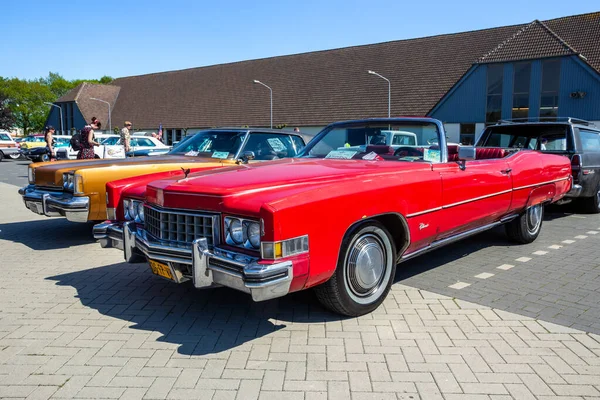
[0,92,16,131]
[0,72,112,134]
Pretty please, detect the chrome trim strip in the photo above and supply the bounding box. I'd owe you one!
[406,207,443,218]
[512,176,570,191]
[443,189,512,209]
[406,176,570,218]
[402,220,503,261]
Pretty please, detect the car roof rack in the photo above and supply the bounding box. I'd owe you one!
[496,117,595,126]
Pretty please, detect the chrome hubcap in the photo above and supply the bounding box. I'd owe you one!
[526,204,542,233]
[346,234,386,297]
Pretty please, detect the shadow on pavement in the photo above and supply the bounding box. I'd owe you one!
[0,219,97,250]
[46,261,343,356]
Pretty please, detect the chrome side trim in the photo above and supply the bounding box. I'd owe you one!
[512,176,570,191]
[401,220,503,261]
[443,189,512,209]
[406,207,443,218]
[406,176,571,218]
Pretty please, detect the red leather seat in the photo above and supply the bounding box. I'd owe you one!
[476,147,507,159]
[366,145,395,155]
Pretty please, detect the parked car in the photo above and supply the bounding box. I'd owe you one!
[19,128,305,223]
[18,135,46,151]
[55,135,167,160]
[0,131,20,161]
[94,118,572,316]
[21,136,71,162]
[476,118,600,213]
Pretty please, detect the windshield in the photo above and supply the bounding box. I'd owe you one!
[241,133,305,160]
[169,130,246,158]
[101,137,120,145]
[478,125,570,151]
[24,136,45,142]
[299,121,442,162]
[55,137,71,147]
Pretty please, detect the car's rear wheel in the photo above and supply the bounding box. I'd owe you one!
[315,221,396,316]
[0,151,4,162]
[9,153,22,160]
[41,153,50,162]
[580,187,600,214]
[505,203,544,244]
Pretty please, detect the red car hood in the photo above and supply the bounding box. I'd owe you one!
[146,158,431,214]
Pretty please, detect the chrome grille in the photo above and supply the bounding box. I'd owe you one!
[144,206,218,247]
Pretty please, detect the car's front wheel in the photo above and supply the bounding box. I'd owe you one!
[315,221,396,316]
[580,187,600,214]
[41,153,50,162]
[505,203,544,244]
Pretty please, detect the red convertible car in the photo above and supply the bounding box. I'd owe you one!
[96,118,572,316]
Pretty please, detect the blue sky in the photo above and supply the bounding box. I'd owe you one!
[3,0,599,81]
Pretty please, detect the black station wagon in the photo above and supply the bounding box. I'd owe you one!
[476,118,600,213]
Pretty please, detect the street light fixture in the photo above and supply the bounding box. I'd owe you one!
[89,98,111,132]
[253,80,273,129]
[44,102,63,134]
[367,70,391,118]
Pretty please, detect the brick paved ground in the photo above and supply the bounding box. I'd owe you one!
[1,171,600,399]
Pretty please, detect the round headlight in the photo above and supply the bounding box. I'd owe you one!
[245,222,260,249]
[123,199,131,220]
[228,218,243,244]
[136,202,144,222]
[128,201,137,220]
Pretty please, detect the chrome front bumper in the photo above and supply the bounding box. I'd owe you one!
[111,222,293,302]
[18,184,90,223]
[93,221,124,250]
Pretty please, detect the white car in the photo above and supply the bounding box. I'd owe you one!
[0,131,20,161]
[56,135,169,160]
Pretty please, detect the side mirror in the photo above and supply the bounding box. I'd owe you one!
[458,146,476,161]
[238,151,255,164]
[457,146,476,171]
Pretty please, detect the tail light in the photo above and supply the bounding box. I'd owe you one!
[571,154,582,183]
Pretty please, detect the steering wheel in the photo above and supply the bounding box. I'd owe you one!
[394,147,423,157]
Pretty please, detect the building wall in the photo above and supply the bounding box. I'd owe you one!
[558,57,600,120]
[430,55,600,124]
[45,102,87,134]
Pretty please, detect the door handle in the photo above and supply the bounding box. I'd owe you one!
[500,168,512,174]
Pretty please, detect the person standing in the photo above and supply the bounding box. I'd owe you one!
[44,125,56,161]
[120,121,132,153]
[77,126,99,159]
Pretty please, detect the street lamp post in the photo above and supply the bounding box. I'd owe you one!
[89,98,111,132]
[253,80,273,128]
[367,70,391,118]
[44,102,63,134]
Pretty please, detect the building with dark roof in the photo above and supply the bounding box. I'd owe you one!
[46,11,600,145]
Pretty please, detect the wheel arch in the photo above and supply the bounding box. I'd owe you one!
[340,212,410,264]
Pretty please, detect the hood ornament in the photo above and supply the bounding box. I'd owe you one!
[181,167,191,180]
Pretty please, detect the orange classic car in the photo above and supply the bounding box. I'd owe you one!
[18,128,305,223]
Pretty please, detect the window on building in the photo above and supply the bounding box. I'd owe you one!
[459,123,476,145]
[486,64,503,124]
[512,62,531,120]
[540,59,561,119]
